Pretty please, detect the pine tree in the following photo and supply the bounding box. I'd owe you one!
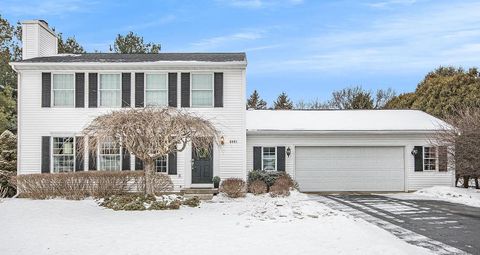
[246,90,267,109]
[273,92,293,110]
[112,31,161,53]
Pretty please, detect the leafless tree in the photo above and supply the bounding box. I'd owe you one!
[81,108,219,195]
[430,108,480,188]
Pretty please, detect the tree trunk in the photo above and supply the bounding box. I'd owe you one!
[475,177,479,189]
[463,176,470,188]
[455,175,460,187]
[144,160,155,196]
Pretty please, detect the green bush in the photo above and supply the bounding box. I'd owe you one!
[248,170,296,191]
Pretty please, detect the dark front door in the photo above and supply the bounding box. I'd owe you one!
[192,144,213,184]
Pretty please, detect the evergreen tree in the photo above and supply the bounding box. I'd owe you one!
[385,66,480,118]
[273,92,293,110]
[57,33,85,54]
[112,31,161,53]
[246,90,267,109]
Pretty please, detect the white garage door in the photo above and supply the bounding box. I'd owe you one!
[295,146,405,192]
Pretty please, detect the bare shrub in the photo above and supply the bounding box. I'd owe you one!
[269,183,290,197]
[16,171,171,199]
[274,174,298,190]
[136,173,174,196]
[269,176,294,197]
[248,180,267,195]
[220,178,246,198]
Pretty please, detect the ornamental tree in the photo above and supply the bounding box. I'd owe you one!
[82,108,218,195]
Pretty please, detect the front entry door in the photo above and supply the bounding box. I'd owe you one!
[192,144,213,184]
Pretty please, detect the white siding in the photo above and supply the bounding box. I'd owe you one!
[21,21,57,60]
[247,133,454,191]
[18,68,246,191]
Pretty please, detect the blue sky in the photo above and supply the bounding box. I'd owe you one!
[2,0,480,104]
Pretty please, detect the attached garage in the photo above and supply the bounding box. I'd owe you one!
[295,146,405,192]
[247,110,455,192]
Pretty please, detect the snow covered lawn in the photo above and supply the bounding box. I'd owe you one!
[387,186,480,208]
[1,192,432,255]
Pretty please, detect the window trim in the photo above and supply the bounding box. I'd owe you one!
[97,139,122,171]
[155,155,169,173]
[423,146,438,172]
[51,72,75,108]
[190,72,214,108]
[50,136,76,173]
[98,73,122,108]
[144,72,169,107]
[261,146,277,171]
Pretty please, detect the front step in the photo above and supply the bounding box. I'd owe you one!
[181,188,218,200]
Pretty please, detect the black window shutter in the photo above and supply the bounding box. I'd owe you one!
[253,146,262,170]
[168,73,178,107]
[41,73,51,107]
[88,137,97,170]
[214,72,223,107]
[438,146,448,172]
[277,146,286,172]
[135,73,144,107]
[181,73,190,107]
[75,73,85,108]
[168,152,177,175]
[122,73,131,107]
[122,148,130,171]
[88,73,98,108]
[41,136,50,173]
[414,146,423,172]
[135,157,144,171]
[75,136,84,171]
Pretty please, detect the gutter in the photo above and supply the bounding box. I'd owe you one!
[246,130,441,135]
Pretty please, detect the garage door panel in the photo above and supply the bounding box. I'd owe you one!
[295,146,404,192]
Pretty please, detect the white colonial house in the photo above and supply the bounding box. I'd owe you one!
[11,20,454,192]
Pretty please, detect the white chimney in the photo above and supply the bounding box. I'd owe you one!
[21,20,58,60]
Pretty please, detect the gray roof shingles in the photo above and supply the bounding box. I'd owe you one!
[18,53,246,63]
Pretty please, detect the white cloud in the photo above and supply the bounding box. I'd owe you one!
[0,0,98,16]
[366,0,417,9]
[218,0,303,9]
[251,1,480,74]
[123,15,176,31]
[189,31,265,51]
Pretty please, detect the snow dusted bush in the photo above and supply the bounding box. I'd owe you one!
[248,180,267,195]
[101,194,198,211]
[16,171,173,199]
[183,196,201,207]
[220,178,246,198]
[274,174,298,190]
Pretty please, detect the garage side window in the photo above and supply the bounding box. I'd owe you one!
[423,147,438,171]
[262,147,276,171]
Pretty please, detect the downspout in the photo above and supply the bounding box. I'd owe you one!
[10,63,20,197]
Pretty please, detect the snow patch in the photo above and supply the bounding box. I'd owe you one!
[415,186,480,207]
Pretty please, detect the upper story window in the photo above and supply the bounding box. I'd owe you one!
[423,147,438,171]
[52,137,75,172]
[52,74,74,107]
[145,74,168,106]
[99,74,121,107]
[191,74,213,107]
[262,147,276,171]
[99,139,121,171]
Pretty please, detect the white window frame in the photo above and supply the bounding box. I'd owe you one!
[261,146,277,171]
[98,73,122,108]
[190,73,214,108]
[51,73,75,107]
[97,139,122,171]
[51,136,76,173]
[144,73,169,107]
[155,155,169,173]
[423,146,438,171]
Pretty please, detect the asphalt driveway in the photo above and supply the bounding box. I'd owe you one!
[318,194,480,255]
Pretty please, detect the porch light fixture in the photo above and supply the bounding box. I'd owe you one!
[220,136,225,145]
[411,148,418,156]
[286,147,291,157]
